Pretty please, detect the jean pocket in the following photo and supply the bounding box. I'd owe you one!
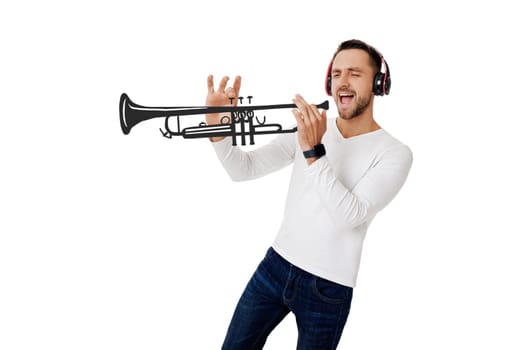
[311,276,352,304]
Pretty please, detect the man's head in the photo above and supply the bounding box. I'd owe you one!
[326,39,389,120]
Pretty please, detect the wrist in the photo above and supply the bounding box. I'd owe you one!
[306,157,318,165]
[303,143,326,159]
[209,136,225,143]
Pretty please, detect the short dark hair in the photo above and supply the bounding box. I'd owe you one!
[332,39,382,74]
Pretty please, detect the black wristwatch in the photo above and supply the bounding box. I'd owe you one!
[303,144,326,159]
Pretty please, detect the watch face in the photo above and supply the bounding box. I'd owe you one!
[314,144,326,157]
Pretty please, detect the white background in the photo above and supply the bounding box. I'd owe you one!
[1,0,524,349]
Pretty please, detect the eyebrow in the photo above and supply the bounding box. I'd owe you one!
[332,67,364,74]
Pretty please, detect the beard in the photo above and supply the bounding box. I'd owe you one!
[338,92,372,120]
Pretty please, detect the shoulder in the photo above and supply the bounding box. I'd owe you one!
[375,130,413,168]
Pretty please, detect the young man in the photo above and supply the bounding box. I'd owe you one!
[206,39,413,349]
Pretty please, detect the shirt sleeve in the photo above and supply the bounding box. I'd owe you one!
[305,144,413,230]
[211,133,296,181]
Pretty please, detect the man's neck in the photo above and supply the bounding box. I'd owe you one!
[336,115,381,139]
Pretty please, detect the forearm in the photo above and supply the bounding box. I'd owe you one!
[305,158,372,229]
[212,134,296,181]
[305,146,412,230]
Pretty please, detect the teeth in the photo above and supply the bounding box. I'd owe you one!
[339,93,354,105]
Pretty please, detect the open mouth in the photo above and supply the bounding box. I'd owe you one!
[338,92,354,106]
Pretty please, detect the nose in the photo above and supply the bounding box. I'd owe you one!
[336,71,352,88]
[336,77,351,92]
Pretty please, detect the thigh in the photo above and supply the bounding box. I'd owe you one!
[222,248,291,350]
[294,275,353,350]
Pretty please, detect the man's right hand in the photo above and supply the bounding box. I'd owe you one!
[206,75,241,142]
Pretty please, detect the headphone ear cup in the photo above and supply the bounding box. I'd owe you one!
[326,76,332,96]
[325,60,333,96]
[384,74,391,95]
[373,72,385,96]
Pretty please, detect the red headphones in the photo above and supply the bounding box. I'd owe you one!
[325,47,391,97]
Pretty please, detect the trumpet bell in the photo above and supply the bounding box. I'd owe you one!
[119,93,132,134]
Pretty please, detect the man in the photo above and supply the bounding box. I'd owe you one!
[206,39,413,349]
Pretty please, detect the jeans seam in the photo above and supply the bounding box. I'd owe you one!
[330,296,351,349]
[251,307,289,349]
[282,264,294,304]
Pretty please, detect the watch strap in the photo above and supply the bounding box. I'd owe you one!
[303,144,326,159]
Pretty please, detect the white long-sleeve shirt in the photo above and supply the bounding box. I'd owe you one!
[212,118,413,287]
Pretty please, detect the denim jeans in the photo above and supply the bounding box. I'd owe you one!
[222,247,353,350]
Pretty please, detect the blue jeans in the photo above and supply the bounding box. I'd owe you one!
[222,247,353,349]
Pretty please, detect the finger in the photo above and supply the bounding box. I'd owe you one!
[233,76,241,97]
[294,102,310,128]
[293,95,310,120]
[218,76,229,93]
[293,94,309,110]
[225,87,237,105]
[207,75,215,93]
[292,109,305,129]
[301,102,318,127]
[295,95,317,123]
[309,104,323,121]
